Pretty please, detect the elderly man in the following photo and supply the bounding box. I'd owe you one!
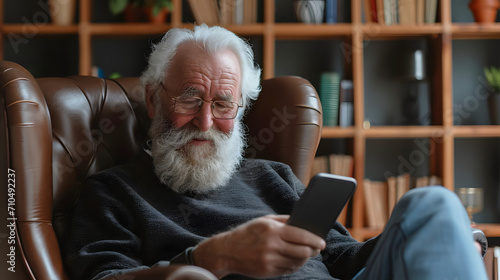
[66,25,487,280]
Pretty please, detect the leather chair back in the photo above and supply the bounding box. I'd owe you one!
[0,61,322,280]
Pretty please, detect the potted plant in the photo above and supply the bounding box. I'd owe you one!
[108,0,173,24]
[484,66,500,124]
[469,0,500,23]
[143,0,173,24]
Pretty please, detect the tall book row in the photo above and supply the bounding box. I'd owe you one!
[311,154,354,226]
[187,0,258,25]
[364,0,438,25]
[364,174,442,228]
[319,72,353,127]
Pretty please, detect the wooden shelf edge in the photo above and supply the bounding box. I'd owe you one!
[451,23,500,39]
[361,24,443,38]
[363,126,445,138]
[323,125,500,138]
[354,224,500,241]
[274,23,352,38]
[321,127,356,138]
[3,24,79,35]
[89,23,171,35]
[90,23,266,36]
[475,224,500,238]
[453,125,500,137]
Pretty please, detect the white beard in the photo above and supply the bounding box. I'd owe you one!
[149,111,246,194]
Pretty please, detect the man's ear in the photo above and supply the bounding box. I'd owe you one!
[145,85,156,119]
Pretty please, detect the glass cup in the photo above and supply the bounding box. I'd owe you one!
[456,187,484,224]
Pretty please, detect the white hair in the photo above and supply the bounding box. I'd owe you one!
[140,24,262,117]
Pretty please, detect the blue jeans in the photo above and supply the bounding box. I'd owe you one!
[352,186,488,280]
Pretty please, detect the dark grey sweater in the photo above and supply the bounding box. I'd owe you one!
[66,151,377,280]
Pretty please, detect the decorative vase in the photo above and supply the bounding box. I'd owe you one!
[469,0,500,23]
[487,94,500,125]
[293,0,325,24]
[49,0,76,25]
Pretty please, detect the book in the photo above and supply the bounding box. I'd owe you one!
[383,0,398,25]
[415,0,425,24]
[328,154,354,177]
[425,0,438,24]
[234,0,244,25]
[325,0,338,24]
[319,72,340,126]
[387,176,397,215]
[338,79,354,127]
[364,179,388,228]
[311,155,329,177]
[395,173,410,202]
[328,153,353,225]
[376,0,385,24]
[243,0,258,24]
[219,0,234,25]
[187,0,220,25]
[398,0,415,25]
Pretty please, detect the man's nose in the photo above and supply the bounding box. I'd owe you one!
[192,102,214,132]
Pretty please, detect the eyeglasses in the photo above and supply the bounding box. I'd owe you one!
[160,83,243,120]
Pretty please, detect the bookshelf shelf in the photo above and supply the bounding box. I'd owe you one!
[363,126,445,138]
[322,127,356,138]
[3,24,79,34]
[2,0,499,242]
[356,224,500,241]
[453,126,500,138]
[361,24,444,38]
[475,224,500,237]
[89,23,172,35]
[451,24,500,39]
[350,224,500,240]
[274,23,353,38]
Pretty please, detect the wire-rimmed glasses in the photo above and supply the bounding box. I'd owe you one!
[160,83,242,119]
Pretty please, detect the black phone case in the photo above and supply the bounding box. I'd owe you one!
[287,173,357,238]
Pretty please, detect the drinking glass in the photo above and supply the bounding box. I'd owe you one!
[457,187,484,224]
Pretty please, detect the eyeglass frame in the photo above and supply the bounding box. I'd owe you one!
[159,83,243,120]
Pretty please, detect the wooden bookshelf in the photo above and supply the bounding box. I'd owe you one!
[1,0,500,241]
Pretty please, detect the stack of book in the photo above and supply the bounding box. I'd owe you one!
[363,0,438,25]
[187,0,258,25]
[338,80,354,127]
[319,72,354,127]
[319,72,341,126]
[364,174,442,228]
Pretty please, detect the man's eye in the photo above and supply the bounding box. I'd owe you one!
[179,99,200,106]
[214,101,233,109]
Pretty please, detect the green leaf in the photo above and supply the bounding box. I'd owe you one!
[485,66,500,92]
[109,0,129,15]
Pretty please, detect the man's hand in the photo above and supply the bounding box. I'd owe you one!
[192,215,326,279]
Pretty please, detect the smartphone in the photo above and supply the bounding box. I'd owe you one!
[287,173,357,238]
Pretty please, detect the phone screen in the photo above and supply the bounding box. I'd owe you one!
[287,173,357,238]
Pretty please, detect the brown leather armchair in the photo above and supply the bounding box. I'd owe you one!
[0,61,322,280]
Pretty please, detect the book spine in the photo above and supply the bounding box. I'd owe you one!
[325,0,338,24]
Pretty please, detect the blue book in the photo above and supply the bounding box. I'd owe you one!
[325,0,337,24]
